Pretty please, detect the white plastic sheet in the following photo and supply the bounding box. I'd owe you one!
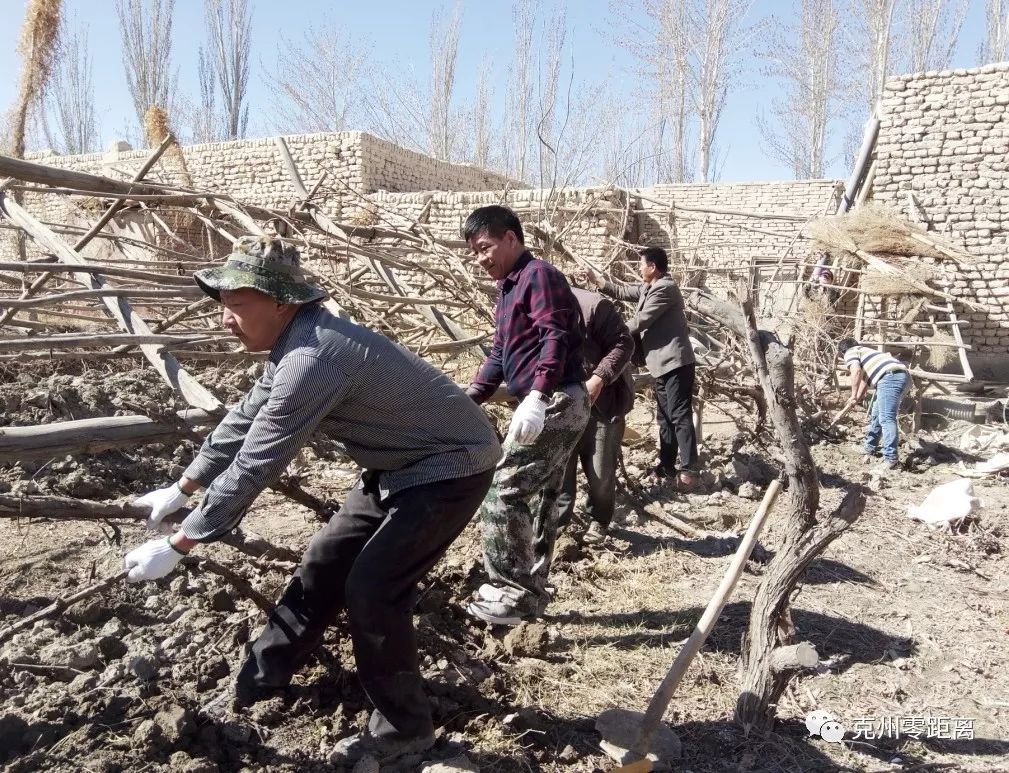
[907,478,981,530]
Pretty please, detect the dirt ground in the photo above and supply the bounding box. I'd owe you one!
[1,364,1008,773]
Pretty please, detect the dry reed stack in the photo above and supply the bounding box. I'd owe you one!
[804,203,977,382]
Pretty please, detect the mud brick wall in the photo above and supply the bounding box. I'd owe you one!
[359,134,519,196]
[874,62,1009,360]
[633,180,842,302]
[2,132,518,262]
[365,186,628,265]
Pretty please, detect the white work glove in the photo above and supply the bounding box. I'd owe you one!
[506,390,548,445]
[124,537,186,583]
[135,483,189,531]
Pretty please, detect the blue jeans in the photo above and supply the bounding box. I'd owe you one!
[864,370,911,462]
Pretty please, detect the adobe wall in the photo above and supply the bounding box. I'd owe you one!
[874,62,1009,364]
[367,180,843,295]
[5,131,519,256]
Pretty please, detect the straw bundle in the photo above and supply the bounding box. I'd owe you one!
[144,105,192,186]
[925,330,956,370]
[859,267,935,296]
[9,0,63,158]
[806,203,973,266]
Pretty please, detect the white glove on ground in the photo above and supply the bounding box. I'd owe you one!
[135,483,189,531]
[124,538,186,583]
[506,391,548,445]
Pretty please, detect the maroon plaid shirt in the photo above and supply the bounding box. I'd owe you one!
[469,252,583,402]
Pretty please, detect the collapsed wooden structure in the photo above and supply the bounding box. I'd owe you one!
[0,136,988,750]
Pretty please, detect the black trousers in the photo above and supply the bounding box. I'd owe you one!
[236,467,494,742]
[654,363,698,471]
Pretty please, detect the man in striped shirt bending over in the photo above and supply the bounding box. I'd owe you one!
[121,236,501,764]
[839,337,911,469]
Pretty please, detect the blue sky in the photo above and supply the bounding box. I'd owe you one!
[0,0,996,182]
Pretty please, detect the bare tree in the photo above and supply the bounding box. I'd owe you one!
[758,0,842,178]
[264,25,369,134]
[847,0,901,114]
[116,0,177,129]
[189,46,222,143]
[204,0,251,140]
[612,0,694,183]
[429,2,462,161]
[471,58,493,170]
[534,5,567,187]
[691,0,755,182]
[507,0,536,181]
[980,0,1009,63]
[904,0,968,72]
[43,16,99,155]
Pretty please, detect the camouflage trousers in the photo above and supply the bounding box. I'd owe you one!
[479,383,590,613]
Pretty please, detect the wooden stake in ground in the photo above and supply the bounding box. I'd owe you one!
[597,480,783,770]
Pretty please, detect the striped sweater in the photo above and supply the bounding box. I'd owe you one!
[843,346,908,386]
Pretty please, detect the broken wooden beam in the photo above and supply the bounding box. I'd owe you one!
[0,192,223,412]
[0,409,217,461]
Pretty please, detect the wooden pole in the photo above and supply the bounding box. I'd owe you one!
[0,333,216,351]
[0,409,217,461]
[0,136,176,330]
[627,480,782,759]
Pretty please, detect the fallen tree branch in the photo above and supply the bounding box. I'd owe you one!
[0,570,128,646]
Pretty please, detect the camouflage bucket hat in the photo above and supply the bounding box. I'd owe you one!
[193,235,328,304]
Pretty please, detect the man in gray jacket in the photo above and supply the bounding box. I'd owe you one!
[582,247,698,487]
[123,236,501,764]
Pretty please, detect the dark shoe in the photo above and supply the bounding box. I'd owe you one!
[328,729,435,765]
[651,464,676,479]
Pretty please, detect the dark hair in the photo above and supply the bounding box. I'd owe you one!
[463,205,524,244]
[838,337,859,358]
[640,246,669,274]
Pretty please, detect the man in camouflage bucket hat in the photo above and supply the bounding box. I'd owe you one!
[121,236,501,764]
[193,235,329,305]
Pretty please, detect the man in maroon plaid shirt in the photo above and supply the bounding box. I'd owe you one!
[464,205,590,625]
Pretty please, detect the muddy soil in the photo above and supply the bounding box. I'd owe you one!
[1,367,1008,772]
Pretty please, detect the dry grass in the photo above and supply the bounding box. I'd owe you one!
[859,269,934,296]
[144,104,193,187]
[9,0,62,158]
[808,203,971,264]
[925,329,956,369]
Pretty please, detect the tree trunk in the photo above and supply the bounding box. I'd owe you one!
[692,292,869,733]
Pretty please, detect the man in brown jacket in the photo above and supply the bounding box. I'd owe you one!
[556,287,634,542]
[582,247,698,487]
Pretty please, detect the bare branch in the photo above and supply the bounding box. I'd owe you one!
[264,24,370,134]
[204,0,252,140]
[429,1,462,161]
[757,0,843,179]
[980,0,1009,63]
[115,0,178,129]
[905,0,968,72]
[44,15,99,155]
